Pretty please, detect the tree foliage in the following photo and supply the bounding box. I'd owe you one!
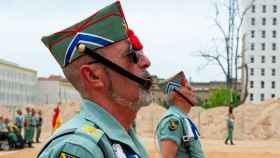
[201,86,240,109]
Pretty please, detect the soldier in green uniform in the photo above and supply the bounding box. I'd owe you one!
[24,107,33,147]
[30,108,37,143]
[225,105,235,145]
[38,1,153,158]
[15,109,24,136]
[157,71,205,158]
[36,110,43,143]
[0,116,5,132]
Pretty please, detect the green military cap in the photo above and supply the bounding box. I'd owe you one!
[159,71,186,95]
[41,1,130,67]
[158,71,188,108]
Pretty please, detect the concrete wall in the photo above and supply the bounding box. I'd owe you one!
[242,0,280,103]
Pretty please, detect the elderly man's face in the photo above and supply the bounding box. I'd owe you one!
[101,40,152,111]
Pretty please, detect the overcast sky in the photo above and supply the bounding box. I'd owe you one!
[0,0,227,82]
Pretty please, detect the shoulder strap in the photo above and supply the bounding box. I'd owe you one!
[156,111,178,130]
[77,124,116,158]
[76,125,104,143]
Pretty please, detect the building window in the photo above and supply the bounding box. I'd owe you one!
[260,93,265,101]
[251,17,255,25]
[261,56,265,63]
[261,68,265,76]
[272,68,276,76]
[262,5,266,13]
[251,43,255,51]
[272,30,277,38]
[252,5,256,13]
[272,43,277,51]
[273,17,277,25]
[250,56,254,63]
[261,30,266,38]
[261,43,266,50]
[262,18,266,25]
[250,68,254,76]
[272,56,276,63]
[261,81,265,88]
[271,94,275,98]
[250,93,254,101]
[273,5,277,13]
[251,30,255,38]
[250,81,254,88]
[272,81,276,89]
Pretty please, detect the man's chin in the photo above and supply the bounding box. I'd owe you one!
[134,90,153,110]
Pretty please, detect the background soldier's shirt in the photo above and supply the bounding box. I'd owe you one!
[15,115,24,128]
[157,106,205,158]
[38,99,149,158]
[227,117,235,129]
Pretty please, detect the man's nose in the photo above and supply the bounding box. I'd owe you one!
[138,54,151,69]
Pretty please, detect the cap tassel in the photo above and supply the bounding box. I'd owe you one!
[128,29,143,50]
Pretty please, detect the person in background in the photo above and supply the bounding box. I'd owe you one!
[225,105,235,145]
[36,110,43,143]
[4,118,18,148]
[24,107,33,147]
[15,109,24,136]
[30,108,37,143]
[157,71,205,158]
[0,116,6,132]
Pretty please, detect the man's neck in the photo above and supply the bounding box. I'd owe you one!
[174,100,191,114]
[109,103,137,130]
[88,96,137,131]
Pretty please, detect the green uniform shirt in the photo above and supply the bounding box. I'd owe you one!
[157,106,205,158]
[24,113,32,128]
[227,117,234,129]
[38,99,149,158]
[0,122,5,131]
[31,115,37,126]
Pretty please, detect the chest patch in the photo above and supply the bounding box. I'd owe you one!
[59,151,79,158]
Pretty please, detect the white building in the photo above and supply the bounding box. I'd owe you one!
[37,75,81,104]
[242,0,280,103]
[0,59,37,106]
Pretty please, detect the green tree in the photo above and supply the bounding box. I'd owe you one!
[202,86,240,109]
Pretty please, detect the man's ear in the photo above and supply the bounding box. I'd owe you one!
[80,65,104,89]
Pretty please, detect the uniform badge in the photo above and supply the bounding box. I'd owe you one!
[168,119,178,131]
[59,151,79,158]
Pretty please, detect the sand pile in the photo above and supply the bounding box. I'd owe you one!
[193,98,280,140]
[1,98,280,140]
[137,98,280,141]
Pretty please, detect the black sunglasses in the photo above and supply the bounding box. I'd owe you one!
[77,44,152,90]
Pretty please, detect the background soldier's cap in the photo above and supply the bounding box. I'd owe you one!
[159,71,187,95]
[41,1,140,67]
[158,71,186,108]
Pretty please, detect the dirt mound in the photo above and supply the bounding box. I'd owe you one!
[1,98,280,140]
[136,98,280,141]
[181,98,280,140]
